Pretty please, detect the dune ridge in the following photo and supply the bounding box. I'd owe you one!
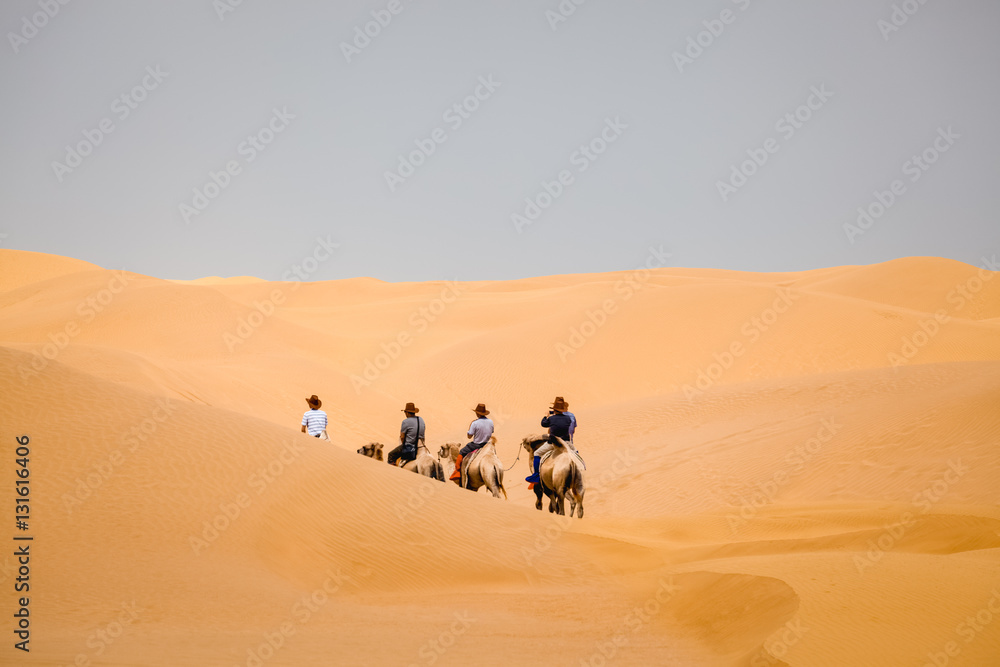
[1,249,998,666]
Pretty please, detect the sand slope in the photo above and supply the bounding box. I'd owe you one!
[1,249,998,666]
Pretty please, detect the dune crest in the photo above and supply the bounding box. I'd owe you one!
[1,250,998,666]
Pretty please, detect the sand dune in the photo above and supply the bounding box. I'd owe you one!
[1,249,998,666]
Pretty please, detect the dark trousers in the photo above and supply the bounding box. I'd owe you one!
[387,444,415,466]
[459,441,486,457]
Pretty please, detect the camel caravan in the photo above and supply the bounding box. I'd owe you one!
[302,395,586,517]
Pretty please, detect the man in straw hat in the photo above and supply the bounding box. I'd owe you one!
[388,402,425,467]
[301,395,329,440]
[450,403,495,486]
[526,396,582,484]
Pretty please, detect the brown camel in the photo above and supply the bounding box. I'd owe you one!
[521,435,585,517]
[357,442,444,481]
[438,438,507,499]
[356,442,384,460]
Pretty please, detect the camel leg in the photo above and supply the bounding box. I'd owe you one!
[534,485,543,511]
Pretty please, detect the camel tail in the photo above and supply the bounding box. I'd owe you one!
[434,460,445,482]
[567,460,581,498]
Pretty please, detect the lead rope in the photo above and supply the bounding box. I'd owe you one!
[503,446,522,472]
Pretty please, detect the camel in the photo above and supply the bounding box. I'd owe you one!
[437,437,507,499]
[356,442,384,460]
[521,435,585,518]
[357,442,444,482]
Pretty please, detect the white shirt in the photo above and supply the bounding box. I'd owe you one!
[468,417,494,444]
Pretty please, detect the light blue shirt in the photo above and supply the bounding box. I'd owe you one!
[563,411,577,439]
[468,417,494,444]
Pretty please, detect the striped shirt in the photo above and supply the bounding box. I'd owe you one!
[301,409,328,437]
[468,417,494,445]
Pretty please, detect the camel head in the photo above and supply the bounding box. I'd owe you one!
[437,442,461,461]
[357,442,384,460]
[521,435,550,454]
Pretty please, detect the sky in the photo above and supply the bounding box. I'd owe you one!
[1,0,998,283]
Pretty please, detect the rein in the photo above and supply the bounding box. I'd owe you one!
[503,446,523,472]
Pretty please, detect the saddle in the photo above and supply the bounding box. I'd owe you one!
[460,445,489,489]
[534,442,586,483]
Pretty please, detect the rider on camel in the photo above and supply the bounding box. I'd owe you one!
[387,402,424,466]
[526,396,581,484]
[450,403,494,487]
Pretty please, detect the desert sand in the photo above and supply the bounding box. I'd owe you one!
[1,249,998,666]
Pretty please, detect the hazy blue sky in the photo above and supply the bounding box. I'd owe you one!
[2,0,998,282]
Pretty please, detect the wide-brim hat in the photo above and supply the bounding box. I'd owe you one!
[473,403,490,416]
[401,402,419,413]
[306,395,321,408]
[551,396,568,411]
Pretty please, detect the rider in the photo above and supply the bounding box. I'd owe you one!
[526,396,580,484]
[387,402,424,466]
[562,401,577,443]
[301,395,328,439]
[450,403,494,486]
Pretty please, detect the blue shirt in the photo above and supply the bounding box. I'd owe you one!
[563,411,577,438]
[541,413,573,440]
